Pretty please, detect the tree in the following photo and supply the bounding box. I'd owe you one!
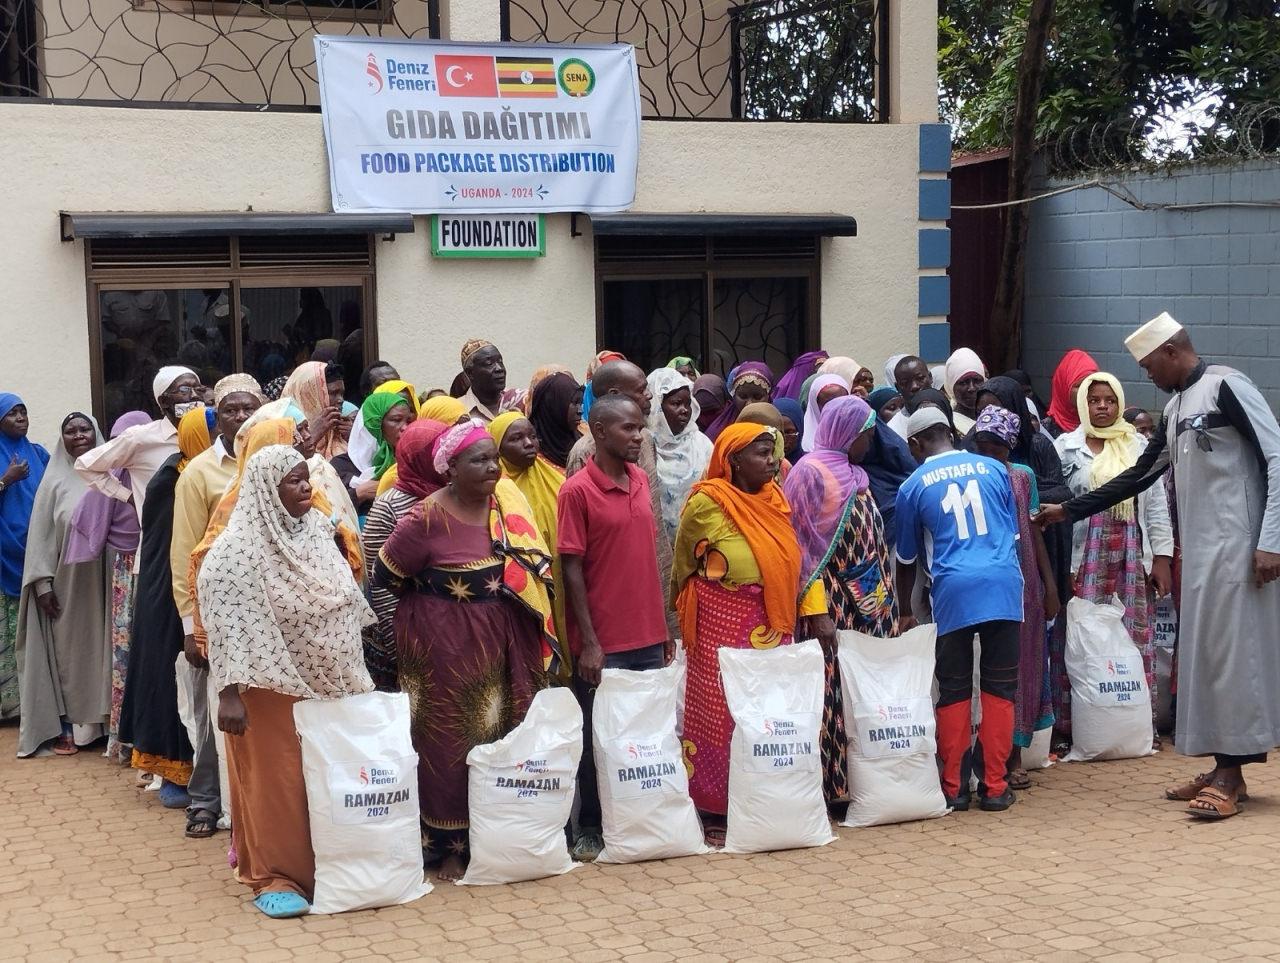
[940,0,1280,153]
[989,0,1056,373]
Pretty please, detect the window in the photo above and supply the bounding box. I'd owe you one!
[595,235,821,377]
[128,0,393,21]
[87,234,378,427]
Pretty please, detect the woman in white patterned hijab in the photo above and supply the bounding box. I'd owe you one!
[198,444,373,919]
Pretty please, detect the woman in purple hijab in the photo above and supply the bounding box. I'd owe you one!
[783,394,899,805]
[704,362,773,440]
[64,411,149,564]
[772,350,828,403]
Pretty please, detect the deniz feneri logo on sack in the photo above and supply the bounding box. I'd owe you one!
[1099,658,1142,696]
[753,719,812,762]
[498,758,561,793]
[344,763,408,814]
[616,740,676,789]
[761,719,799,738]
[1106,659,1133,677]
[876,703,913,723]
[626,741,664,761]
[356,764,398,787]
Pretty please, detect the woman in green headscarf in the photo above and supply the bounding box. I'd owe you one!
[365,393,416,479]
[348,393,415,517]
[668,356,699,381]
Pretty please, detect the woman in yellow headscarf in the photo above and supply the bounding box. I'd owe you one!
[489,410,570,680]
[671,422,829,837]
[376,395,466,496]
[1053,371,1174,747]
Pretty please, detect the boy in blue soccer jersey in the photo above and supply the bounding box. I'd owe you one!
[894,408,1025,812]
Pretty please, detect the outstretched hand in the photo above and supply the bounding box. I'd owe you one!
[1034,504,1067,528]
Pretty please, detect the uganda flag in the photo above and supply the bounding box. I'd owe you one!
[496,56,557,98]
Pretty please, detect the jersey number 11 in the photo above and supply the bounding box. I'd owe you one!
[940,480,988,541]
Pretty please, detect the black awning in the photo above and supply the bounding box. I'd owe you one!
[60,211,415,242]
[587,212,857,237]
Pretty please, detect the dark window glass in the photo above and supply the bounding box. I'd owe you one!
[239,285,364,395]
[600,279,704,375]
[595,238,818,380]
[99,288,231,426]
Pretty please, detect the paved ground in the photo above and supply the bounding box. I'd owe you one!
[3,721,1278,962]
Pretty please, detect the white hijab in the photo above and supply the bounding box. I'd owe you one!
[199,445,374,700]
[801,374,851,450]
[646,368,713,541]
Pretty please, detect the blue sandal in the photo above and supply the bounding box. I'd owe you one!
[157,780,191,810]
[253,892,310,919]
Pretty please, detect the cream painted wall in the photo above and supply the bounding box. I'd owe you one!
[0,100,922,437]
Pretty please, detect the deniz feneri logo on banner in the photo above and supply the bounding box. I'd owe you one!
[365,51,437,94]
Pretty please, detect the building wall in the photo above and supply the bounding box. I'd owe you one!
[36,0,434,105]
[0,99,933,436]
[1023,158,1280,411]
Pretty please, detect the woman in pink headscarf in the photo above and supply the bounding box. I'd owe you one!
[784,395,898,804]
[372,420,553,881]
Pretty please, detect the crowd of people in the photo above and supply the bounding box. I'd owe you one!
[1,310,1277,919]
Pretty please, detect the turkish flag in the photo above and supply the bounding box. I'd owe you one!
[435,55,498,98]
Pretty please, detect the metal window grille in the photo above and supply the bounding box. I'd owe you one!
[501,0,887,121]
[0,0,440,105]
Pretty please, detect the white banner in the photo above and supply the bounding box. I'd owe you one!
[314,36,641,214]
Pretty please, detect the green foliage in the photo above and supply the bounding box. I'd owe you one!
[940,0,1280,151]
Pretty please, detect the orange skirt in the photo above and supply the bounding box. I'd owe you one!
[224,687,314,899]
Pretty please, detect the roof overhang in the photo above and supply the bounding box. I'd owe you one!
[586,212,857,237]
[60,211,415,242]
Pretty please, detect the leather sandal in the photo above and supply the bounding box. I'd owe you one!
[184,809,219,839]
[1187,785,1241,820]
[1165,772,1248,803]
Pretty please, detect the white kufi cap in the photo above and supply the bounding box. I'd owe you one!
[1125,311,1183,363]
[906,406,950,438]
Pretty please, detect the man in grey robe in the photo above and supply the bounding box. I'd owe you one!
[1038,312,1280,819]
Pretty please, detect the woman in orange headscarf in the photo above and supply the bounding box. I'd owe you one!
[670,422,829,839]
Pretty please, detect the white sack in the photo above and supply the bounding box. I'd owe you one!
[1063,597,1154,762]
[837,625,949,828]
[672,644,687,736]
[1023,726,1055,771]
[460,687,582,885]
[594,662,708,864]
[720,641,833,854]
[293,691,430,914]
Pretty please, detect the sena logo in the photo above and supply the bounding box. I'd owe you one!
[365,53,383,93]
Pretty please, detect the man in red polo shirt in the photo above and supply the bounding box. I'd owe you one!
[557,394,674,862]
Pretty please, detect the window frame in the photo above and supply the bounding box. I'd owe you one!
[129,0,395,24]
[593,236,822,377]
[84,234,379,425]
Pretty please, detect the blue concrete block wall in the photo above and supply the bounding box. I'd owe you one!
[1023,158,1280,410]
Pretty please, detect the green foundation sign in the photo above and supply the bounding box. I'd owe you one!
[430,214,546,258]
